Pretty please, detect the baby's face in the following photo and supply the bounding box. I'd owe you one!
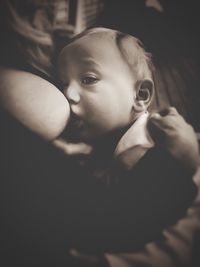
[58,35,136,141]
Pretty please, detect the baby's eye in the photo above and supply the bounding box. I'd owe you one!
[81,75,99,85]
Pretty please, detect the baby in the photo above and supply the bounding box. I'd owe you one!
[56,27,198,175]
[55,27,199,253]
[56,27,157,181]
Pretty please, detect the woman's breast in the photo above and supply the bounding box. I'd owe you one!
[0,66,70,140]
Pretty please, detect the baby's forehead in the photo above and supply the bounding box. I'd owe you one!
[62,30,139,64]
[60,35,124,68]
[66,32,117,54]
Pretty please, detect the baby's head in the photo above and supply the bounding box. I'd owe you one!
[57,27,154,142]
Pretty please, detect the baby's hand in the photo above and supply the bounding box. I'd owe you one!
[148,107,200,173]
[52,138,93,156]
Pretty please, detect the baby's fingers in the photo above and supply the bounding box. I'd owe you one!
[148,116,166,143]
[148,113,169,131]
[52,138,93,156]
[158,106,178,116]
[149,107,180,130]
[150,107,178,119]
[148,108,178,143]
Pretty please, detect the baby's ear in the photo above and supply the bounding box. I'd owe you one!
[133,79,154,112]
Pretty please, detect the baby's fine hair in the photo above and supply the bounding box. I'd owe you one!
[68,27,153,82]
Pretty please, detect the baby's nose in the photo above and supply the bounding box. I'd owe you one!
[64,84,80,104]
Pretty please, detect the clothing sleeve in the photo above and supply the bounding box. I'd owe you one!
[104,167,200,267]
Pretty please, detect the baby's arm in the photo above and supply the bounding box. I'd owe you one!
[148,107,200,173]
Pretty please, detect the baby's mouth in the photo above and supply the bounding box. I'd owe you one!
[70,114,84,129]
[61,114,84,141]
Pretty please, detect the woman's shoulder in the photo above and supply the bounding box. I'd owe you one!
[0,66,70,140]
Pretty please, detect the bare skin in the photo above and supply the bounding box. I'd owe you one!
[0,66,92,155]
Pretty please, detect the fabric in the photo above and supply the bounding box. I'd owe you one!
[69,146,197,254]
[114,111,154,169]
[0,110,198,265]
[105,167,200,267]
